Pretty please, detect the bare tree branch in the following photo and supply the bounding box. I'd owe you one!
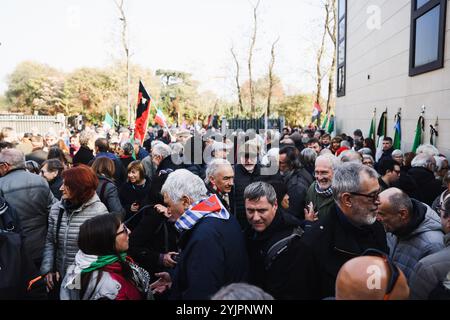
[248,0,260,116]
[325,0,337,114]
[231,46,244,114]
[114,0,131,125]
[267,37,280,117]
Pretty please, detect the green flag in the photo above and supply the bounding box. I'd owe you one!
[412,116,425,152]
[130,133,137,160]
[393,113,401,150]
[103,112,115,130]
[327,115,334,134]
[368,112,376,141]
[321,113,329,130]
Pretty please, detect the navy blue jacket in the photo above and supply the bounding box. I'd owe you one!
[169,215,249,300]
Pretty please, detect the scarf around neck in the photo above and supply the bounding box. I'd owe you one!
[63,251,126,289]
[175,194,230,233]
[315,181,333,198]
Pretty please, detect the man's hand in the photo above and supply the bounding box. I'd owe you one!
[304,202,319,222]
[45,272,60,291]
[150,272,172,294]
[130,203,140,212]
[154,204,171,218]
[162,252,178,268]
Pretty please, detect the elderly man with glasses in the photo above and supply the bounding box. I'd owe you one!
[377,188,444,282]
[301,162,388,299]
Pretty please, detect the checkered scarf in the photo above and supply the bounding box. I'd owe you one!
[175,194,230,233]
[314,181,333,198]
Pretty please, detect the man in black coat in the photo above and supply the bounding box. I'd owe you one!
[205,159,235,215]
[150,169,248,300]
[408,153,443,206]
[244,182,316,300]
[301,162,388,299]
[279,146,314,220]
[376,137,394,169]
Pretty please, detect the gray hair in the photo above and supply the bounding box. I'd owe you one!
[205,159,232,183]
[362,154,375,163]
[121,142,134,156]
[411,153,434,168]
[341,140,351,148]
[339,150,362,163]
[332,162,379,202]
[0,148,25,169]
[392,149,404,158]
[416,144,439,157]
[161,169,208,203]
[316,154,339,171]
[170,142,184,156]
[79,130,96,146]
[152,143,172,159]
[358,148,373,156]
[211,283,274,300]
[244,182,277,206]
[300,148,317,167]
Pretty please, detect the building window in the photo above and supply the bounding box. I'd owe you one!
[409,0,447,76]
[337,0,346,97]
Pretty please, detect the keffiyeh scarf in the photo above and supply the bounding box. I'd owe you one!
[175,194,230,233]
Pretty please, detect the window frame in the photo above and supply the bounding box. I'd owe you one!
[337,0,347,97]
[409,0,447,76]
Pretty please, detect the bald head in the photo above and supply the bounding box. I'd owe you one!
[377,188,412,234]
[336,256,409,300]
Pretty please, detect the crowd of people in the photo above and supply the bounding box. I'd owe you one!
[0,123,449,300]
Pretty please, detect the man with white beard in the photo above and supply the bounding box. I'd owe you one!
[300,162,388,299]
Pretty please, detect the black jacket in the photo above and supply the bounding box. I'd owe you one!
[169,215,248,300]
[96,176,124,214]
[283,168,314,219]
[301,203,388,299]
[205,182,235,216]
[234,164,272,229]
[245,211,316,300]
[119,180,151,230]
[408,167,443,206]
[147,157,182,207]
[25,149,48,166]
[72,145,94,166]
[48,175,63,200]
[128,206,178,276]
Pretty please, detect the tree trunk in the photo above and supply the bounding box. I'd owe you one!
[325,0,337,114]
[114,0,131,126]
[248,0,260,116]
[267,37,280,118]
[231,47,244,114]
[315,1,330,127]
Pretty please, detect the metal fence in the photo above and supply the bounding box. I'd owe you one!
[0,114,66,135]
[226,116,285,132]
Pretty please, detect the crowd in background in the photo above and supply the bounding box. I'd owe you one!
[0,122,449,301]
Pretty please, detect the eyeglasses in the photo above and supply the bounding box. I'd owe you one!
[362,248,400,300]
[116,225,130,236]
[436,204,450,219]
[348,189,381,203]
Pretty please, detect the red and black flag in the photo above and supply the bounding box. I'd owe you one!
[134,81,152,144]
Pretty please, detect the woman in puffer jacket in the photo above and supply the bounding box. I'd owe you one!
[40,165,108,297]
[60,213,152,300]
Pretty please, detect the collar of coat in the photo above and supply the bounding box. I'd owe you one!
[57,194,101,213]
[330,204,387,257]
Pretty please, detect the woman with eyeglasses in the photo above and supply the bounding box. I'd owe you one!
[119,161,151,230]
[40,159,64,200]
[60,213,152,300]
[432,171,450,213]
[40,165,109,299]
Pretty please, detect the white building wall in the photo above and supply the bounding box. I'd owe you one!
[336,0,450,156]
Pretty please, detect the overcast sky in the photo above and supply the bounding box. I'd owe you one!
[0,0,328,100]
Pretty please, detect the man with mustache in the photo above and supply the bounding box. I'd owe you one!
[301,162,388,299]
